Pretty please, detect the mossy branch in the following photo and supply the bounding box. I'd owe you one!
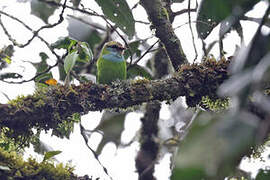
[0,59,230,138]
[0,148,76,179]
[140,0,188,70]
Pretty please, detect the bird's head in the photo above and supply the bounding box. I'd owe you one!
[101,41,126,62]
[102,41,126,57]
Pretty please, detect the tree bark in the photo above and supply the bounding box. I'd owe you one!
[140,0,188,70]
[0,60,230,137]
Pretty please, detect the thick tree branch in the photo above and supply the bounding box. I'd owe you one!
[136,101,160,180]
[140,0,188,70]
[0,60,230,138]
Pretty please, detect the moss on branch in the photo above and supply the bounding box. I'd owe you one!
[140,0,187,70]
[0,59,230,141]
[0,148,76,179]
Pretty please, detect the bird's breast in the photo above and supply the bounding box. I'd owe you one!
[102,53,124,62]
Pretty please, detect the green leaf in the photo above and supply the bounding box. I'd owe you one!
[96,111,127,154]
[0,73,22,80]
[94,0,135,37]
[31,0,61,23]
[64,52,78,74]
[171,167,207,180]
[197,0,259,39]
[43,150,62,162]
[51,37,77,50]
[52,119,75,138]
[32,52,49,74]
[176,111,258,178]
[77,42,93,63]
[127,64,153,80]
[35,72,53,83]
[87,30,102,50]
[58,63,67,81]
[0,142,11,151]
[124,41,141,59]
[71,113,81,122]
[32,138,53,155]
[256,169,270,180]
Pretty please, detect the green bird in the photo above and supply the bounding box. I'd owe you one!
[97,41,127,84]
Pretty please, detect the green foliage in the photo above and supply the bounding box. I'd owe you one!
[76,42,93,63]
[197,0,259,39]
[5,85,80,146]
[43,151,62,162]
[86,30,103,50]
[31,0,61,23]
[51,37,77,50]
[95,111,126,154]
[127,64,153,80]
[64,52,78,74]
[0,72,22,81]
[0,45,14,72]
[176,111,258,178]
[256,169,270,180]
[200,96,229,112]
[171,167,208,180]
[95,0,135,37]
[0,128,20,152]
[1,56,11,64]
[0,147,75,179]
[52,117,76,139]
[124,41,141,59]
[33,52,53,83]
[52,37,93,75]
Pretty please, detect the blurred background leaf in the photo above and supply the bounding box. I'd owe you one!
[171,167,208,180]
[94,0,135,37]
[256,169,270,180]
[124,40,141,59]
[127,64,153,80]
[31,0,61,24]
[95,111,126,154]
[197,0,259,39]
[175,111,258,179]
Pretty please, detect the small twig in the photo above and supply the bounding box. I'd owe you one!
[201,39,207,57]
[131,2,140,10]
[130,39,159,68]
[0,91,11,101]
[174,20,209,31]
[135,20,150,25]
[172,8,197,18]
[0,0,67,48]
[187,0,198,62]
[79,124,113,180]
[1,61,59,84]
[0,10,60,60]
[0,10,67,84]
[40,0,102,17]
[219,37,224,57]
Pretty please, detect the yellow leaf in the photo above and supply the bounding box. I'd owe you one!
[45,78,57,85]
[3,56,11,64]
